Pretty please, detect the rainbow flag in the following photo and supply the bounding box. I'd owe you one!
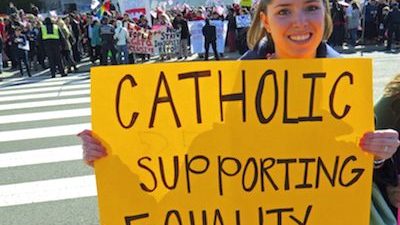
[96,0,110,18]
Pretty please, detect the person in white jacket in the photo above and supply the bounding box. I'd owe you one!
[114,20,129,64]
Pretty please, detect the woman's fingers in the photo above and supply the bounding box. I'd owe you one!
[359,129,400,160]
[386,185,400,208]
[78,129,107,167]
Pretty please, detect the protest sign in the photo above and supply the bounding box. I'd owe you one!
[128,25,181,55]
[128,29,155,55]
[236,14,251,28]
[188,20,228,54]
[153,26,181,56]
[91,59,374,225]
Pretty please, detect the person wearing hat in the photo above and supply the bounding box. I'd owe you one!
[38,17,67,78]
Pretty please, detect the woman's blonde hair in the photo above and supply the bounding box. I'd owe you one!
[384,74,400,98]
[247,0,333,50]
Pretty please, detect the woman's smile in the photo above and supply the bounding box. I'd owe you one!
[288,33,312,43]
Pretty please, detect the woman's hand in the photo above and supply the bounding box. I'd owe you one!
[77,129,107,167]
[359,129,400,160]
[386,184,400,208]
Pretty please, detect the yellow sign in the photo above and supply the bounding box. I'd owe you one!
[240,0,252,7]
[91,59,374,225]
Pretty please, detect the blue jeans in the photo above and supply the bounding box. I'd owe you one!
[348,28,358,47]
[116,45,129,64]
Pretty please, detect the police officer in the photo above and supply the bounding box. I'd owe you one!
[39,17,66,78]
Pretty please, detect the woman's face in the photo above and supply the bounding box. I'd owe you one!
[261,0,325,59]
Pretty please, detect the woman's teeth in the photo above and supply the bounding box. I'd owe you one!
[289,34,311,41]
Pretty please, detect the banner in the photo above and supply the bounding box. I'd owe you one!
[188,20,228,54]
[236,14,251,28]
[91,59,374,225]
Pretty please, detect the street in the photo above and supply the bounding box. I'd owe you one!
[0,50,399,225]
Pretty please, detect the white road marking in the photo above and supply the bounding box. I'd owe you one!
[0,97,90,111]
[0,83,89,96]
[0,146,82,168]
[0,175,97,207]
[0,108,91,124]
[0,123,91,142]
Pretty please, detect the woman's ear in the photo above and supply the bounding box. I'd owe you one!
[260,11,271,33]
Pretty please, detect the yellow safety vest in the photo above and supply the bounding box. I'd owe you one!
[41,25,60,40]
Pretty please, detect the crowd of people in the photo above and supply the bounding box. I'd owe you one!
[0,0,400,223]
[0,0,399,77]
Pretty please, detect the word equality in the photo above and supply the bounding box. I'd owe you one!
[115,69,353,128]
[125,205,313,225]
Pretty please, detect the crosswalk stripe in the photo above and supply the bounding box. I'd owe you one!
[0,79,89,91]
[0,90,90,102]
[0,97,90,111]
[0,123,91,142]
[0,175,97,207]
[0,84,90,96]
[0,108,91,124]
[0,146,82,168]
[0,89,90,104]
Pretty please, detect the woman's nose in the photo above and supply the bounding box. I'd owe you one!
[293,11,308,28]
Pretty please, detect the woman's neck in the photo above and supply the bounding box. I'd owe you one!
[275,48,317,59]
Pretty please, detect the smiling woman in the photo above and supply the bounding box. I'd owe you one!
[245,0,333,59]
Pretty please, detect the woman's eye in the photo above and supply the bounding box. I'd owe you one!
[306,5,320,12]
[277,9,290,16]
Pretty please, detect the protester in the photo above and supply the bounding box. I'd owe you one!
[24,23,38,71]
[69,13,82,63]
[6,2,18,16]
[99,16,117,65]
[172,13,190,60]
[364,0,379,44]
[226,8,237,52]
[385,3,400,51]
[114,20,129,64]
[347,2,361,47]
[202,18,219,61]
[14,26,31,77]
[90,19,102,64]
[58,18,78,73]
[329,0,346,48]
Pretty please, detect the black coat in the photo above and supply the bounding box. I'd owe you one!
[202,24,217,42]
[173,18,190,39]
